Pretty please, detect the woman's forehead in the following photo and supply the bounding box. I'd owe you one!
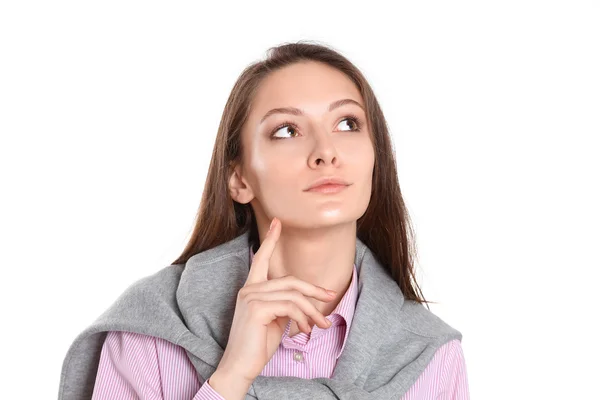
[249,67,363,124]
[254,62,360,107]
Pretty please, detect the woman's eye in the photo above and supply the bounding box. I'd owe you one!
[337,117,359,131]
[272,125,299,140]
[270,117,361,140]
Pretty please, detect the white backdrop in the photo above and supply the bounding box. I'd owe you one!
[1,1,598,398]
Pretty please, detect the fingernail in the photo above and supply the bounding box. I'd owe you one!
[268,218,276,233]
[326,290,336,297]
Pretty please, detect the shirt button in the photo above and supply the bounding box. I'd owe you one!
[293,352,304,362]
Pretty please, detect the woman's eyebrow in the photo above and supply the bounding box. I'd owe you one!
[259,98,365,124]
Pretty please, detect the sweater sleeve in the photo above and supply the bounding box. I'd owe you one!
[91,330,227,400]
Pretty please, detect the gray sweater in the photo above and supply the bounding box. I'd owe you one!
[58,230,462,399]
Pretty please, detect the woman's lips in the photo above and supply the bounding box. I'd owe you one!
[305,183,350,194]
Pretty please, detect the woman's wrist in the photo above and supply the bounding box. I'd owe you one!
[207,367,254,400]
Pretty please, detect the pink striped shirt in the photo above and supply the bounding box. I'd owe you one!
[92,248,469,399]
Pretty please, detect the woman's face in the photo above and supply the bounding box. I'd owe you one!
[232,60,375,231]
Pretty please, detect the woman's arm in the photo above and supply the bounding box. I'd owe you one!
[91,330,227,400]
[441,339,470,400]
[401,339,470,400]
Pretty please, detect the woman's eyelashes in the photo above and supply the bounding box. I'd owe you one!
[269,114,363,140]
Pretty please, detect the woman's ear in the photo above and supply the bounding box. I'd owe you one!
[228,164,254,204]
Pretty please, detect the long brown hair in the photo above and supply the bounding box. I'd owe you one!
[171,41,434,308]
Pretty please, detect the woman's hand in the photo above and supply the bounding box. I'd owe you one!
[214,217,337,384]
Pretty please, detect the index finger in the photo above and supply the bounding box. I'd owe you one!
[245,217,280,285]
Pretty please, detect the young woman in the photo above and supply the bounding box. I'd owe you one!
[59,42,469,400]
